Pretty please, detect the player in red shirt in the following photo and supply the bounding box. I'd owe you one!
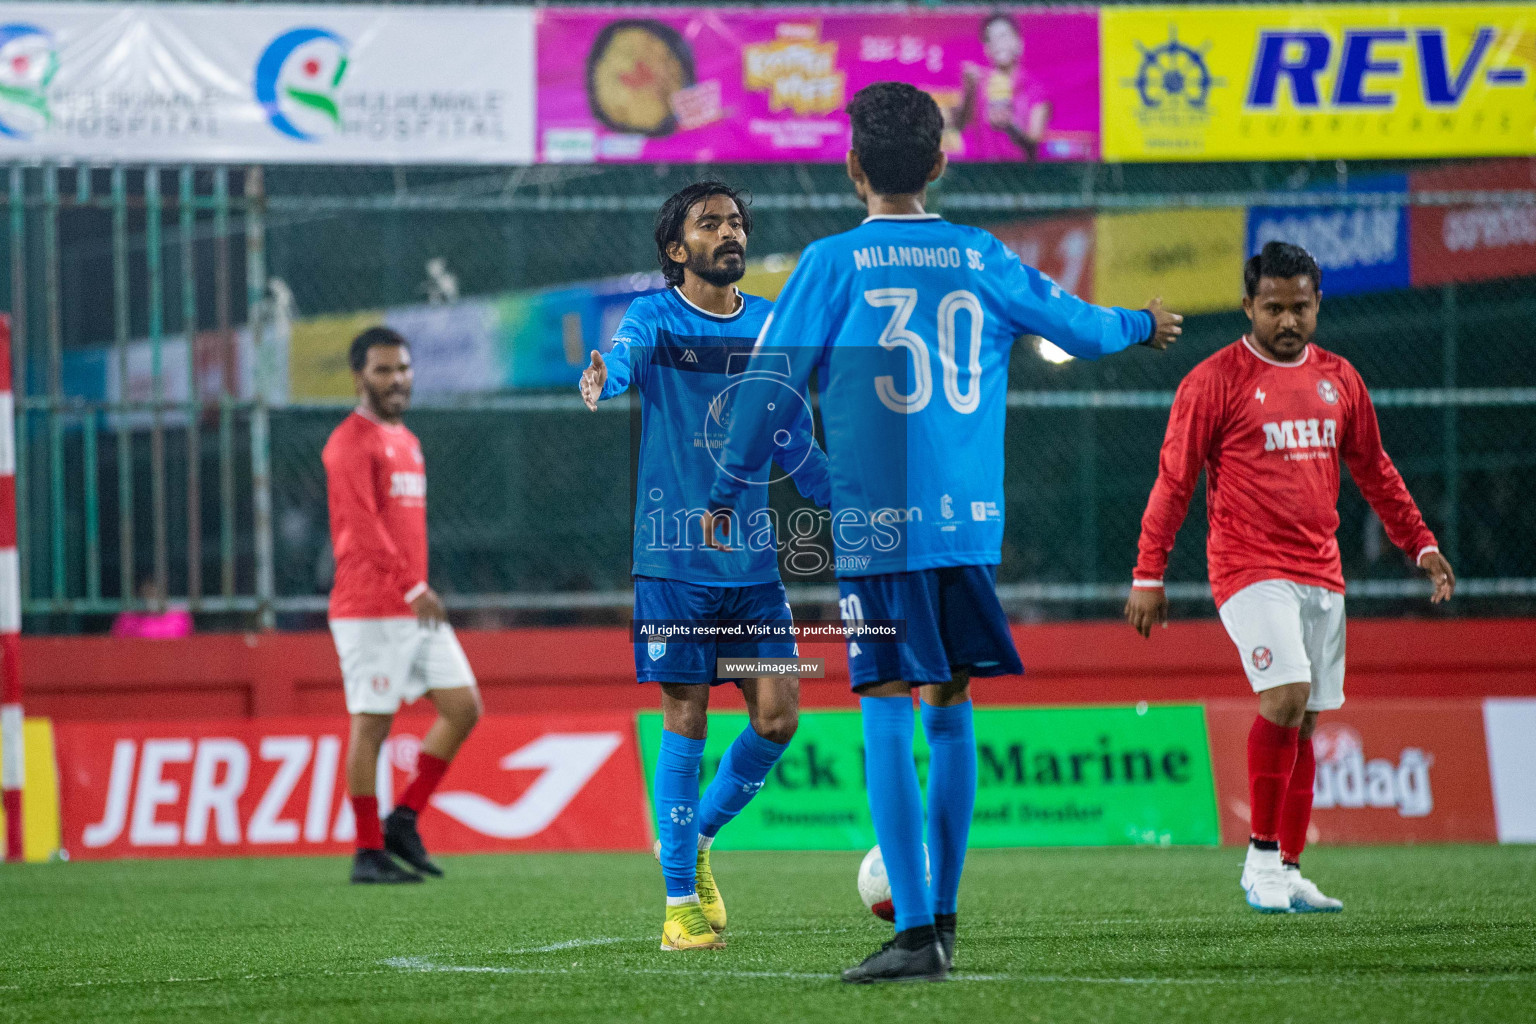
[1125,242,1455,913]
[323,327,481,884]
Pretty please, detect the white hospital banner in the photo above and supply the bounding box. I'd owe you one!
[0,4,535,163]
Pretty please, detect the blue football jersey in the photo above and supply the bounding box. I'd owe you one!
[709,214,1154,576]
[599,287,830,585]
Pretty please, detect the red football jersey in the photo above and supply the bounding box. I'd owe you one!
[1134,337,1438,606]
[322,409,428,619]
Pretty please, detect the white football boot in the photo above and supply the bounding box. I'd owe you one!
[1284,865,1343,913]
[1239,845,1292,913]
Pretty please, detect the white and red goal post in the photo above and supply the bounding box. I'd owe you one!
[0,313,21,862]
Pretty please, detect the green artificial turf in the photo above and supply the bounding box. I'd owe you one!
[3,846,1533,1023]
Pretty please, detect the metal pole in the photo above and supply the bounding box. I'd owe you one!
[77,170,100,604]
[1078,406,1098,586]
[246,168,274,629]
[146,167,167,606]
[213,168,235,599]
[1441,283,1460,566]
[0,313,25,862]
[42,166,63,603]
[8,168,28,609]
[181,166,201,607]
[112,166,133,602]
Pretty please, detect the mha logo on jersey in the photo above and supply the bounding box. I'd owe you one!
[1262,418,1337,457]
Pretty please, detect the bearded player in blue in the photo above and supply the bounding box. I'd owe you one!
[707,84,1183,982]
[580,182,830,953]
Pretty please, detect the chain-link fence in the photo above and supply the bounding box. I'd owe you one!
[7,155,1536,632]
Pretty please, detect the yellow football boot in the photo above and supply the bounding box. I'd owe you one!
[661,901,725,951]
[653,840,728,934]
[694,845,727,934]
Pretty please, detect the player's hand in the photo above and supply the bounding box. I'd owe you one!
[1143,298,1183,350]
[410,587,448,628]
[1419,550,1456,604]
[579,350,607,411]
[1124,585,1168,638]
[701,509,731,551]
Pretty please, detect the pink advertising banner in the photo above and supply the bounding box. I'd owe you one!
[535,6,1100,164]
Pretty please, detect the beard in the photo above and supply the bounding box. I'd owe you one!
[685,241,746,287]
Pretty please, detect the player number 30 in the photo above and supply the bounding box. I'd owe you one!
[865,287,984,416]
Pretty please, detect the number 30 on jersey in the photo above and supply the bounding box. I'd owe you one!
[865,288,984,416]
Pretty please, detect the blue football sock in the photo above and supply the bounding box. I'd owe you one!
[699,725,788,839]
[654,729,706,898]
[921,700,976,916]
[860,695,933,932]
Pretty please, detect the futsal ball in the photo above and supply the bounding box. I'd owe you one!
[857,844,930,922]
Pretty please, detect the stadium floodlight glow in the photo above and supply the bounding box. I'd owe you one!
[1036,337,1075,364]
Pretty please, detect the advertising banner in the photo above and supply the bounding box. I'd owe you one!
[1102,5,1536,161]
[0,4,536,164]
[1094,208,1247,314]
[536,6,1099,164]
[1247,176,1412,297]
[1205,700,1498,846]
[1483,698,1536,843]
[991,214,1097,303]
[638,706,1220,850]
[0,718,62,863]
[1410,161,1536,287]
[53,713,649,860]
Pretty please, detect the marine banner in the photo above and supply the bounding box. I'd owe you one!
[1102,5,1536,161]
[0,4,536,164]
[637,706,1220,850]
[536,6,1100,164]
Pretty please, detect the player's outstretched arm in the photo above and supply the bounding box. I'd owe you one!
[996,242,1180,359]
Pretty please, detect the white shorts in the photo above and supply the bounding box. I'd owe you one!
[330,618,477,716]
[1217,579,1345,711]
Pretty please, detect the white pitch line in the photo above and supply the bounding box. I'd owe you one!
[505,936,647,954]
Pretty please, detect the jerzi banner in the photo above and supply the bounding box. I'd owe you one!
[638,706,1219,850]
[53,714,649,859]
[1102,4,1536,161]
[536,6,1099,163]
[0,4,536,163]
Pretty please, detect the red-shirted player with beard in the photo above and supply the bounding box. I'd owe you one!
[1124,241,1455,914]
[323,327,481,884]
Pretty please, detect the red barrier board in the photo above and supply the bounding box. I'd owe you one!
[53,713,650,860]
[1409,161,1536,287]
[1205,700,1498,846]
[990,215,1096,302]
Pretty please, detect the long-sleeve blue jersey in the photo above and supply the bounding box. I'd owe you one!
[599,287,830,585]
[709,214,1154,577]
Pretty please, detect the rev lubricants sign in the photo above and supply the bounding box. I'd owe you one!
[636,706,1220,850]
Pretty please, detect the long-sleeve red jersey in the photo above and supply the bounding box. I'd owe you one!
[1133,337,1438,607]
[323,409,429,619]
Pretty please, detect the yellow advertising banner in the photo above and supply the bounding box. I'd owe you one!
[1102,5,1536,161]
[0,719,62,863]
[1093,208,1247,315]
[289,311,387,402]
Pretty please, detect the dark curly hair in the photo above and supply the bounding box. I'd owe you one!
[1244,240,1322,298]
[348,325,410,373]
[654,181,753,288]
[847,82,944,196]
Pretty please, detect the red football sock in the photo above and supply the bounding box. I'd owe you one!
[1247,715,1299,844]
[352,795,383,851]
[398,752,450,814]
[1279,736,1317,864]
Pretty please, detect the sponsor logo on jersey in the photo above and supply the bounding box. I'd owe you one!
[1317,379,1338,404]
[390,471,426,498]
[681,348,698,363]
[1262,418,1337,452]
[940,494,954,520]
[1251,646,1273,670]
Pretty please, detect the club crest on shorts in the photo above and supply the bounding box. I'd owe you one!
[647,635,666,661]
[370,674,390,694]
[1251,646,1273,671]
[1317,379,1338,404]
